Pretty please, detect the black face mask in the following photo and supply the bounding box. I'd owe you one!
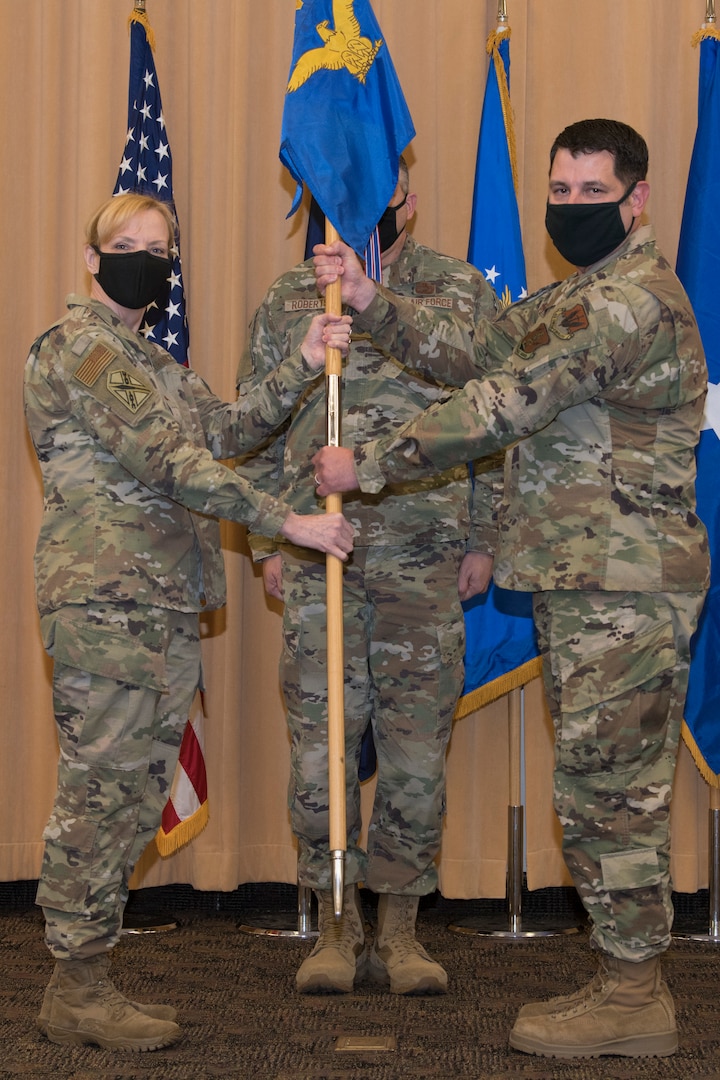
[93,248,172,310]
[377,194,408,253]
[545,181,637,267]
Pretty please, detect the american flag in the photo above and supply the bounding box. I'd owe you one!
[114,12,189,365]
[114,9,208,854]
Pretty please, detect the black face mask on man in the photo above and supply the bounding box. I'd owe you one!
[93,248,172,310]
[545,181,637,268]
[376,194,408,253]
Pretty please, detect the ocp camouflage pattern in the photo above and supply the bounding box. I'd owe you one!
[235,235,499,558]
[24,295,318,615]
[352,225,709,596]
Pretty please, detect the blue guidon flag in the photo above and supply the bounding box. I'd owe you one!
[280,0,415,258]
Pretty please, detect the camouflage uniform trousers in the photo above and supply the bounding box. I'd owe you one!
[36,602,201,960]
[533,588,706,961]
[280,541,467,895]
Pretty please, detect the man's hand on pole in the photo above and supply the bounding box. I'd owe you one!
[312,446,360,497]
[313,241,377,312]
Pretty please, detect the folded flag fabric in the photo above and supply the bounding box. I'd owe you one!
[457,27,541,717]
[156,696,210,856]
[280,0,415,257]
[676,24,720,786]
[114,7,209,846]
[114,9,190,365]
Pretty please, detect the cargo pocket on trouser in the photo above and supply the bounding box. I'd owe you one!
[437,616,466,731]
[541,593,680,956]
[548,595,677,776]
[37,606,169,914]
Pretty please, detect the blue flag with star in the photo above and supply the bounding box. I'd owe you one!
[280,0,415,257]
[676,27,720,784]
[457,27,541,716]
[114,13,189,365]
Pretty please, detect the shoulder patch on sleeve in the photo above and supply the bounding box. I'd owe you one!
[74,343,116,386]
[106,369,153,413]
[517,324,551,359]
[549,303,590,340]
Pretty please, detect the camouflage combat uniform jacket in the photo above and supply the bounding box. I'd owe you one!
[352,225,709,595]
[236,235,499,556]
[24,295,319,617]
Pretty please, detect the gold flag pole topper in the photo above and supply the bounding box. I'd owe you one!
[323,219,347,917]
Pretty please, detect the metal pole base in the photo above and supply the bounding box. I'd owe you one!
[448,804,584,939]
[448,914,582,939]
[121,912,178,934]
[238,884,318,940]
[671,927,720,943]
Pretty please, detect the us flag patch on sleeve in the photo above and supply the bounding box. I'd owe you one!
[74,344,115,387]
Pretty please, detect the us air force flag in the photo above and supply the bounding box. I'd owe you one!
[457,27,541,717]
[676,25,720,785]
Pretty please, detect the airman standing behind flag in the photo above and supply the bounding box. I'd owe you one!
[237,158,499,997]
[313,118,709,1059]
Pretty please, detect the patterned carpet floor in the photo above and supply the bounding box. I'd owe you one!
[2,883,720,1079]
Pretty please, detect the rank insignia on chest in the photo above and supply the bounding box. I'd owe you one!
[517,323,550,358]
[106,369,153,413]
[549,302,590,340]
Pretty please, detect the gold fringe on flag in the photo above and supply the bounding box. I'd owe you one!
[681,719,720,789]
[453,656,543,720]
[156,801,209,857]
[486,28,520,195]
[128,5,156,52]
[691,25,720,46]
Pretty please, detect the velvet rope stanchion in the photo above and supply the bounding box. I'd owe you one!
[449,686,583,939]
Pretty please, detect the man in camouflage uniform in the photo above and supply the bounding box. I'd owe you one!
[236,157,498,995]
[313,121,709,1058]
[23,192,353,1052]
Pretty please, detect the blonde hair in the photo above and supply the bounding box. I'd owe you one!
[85,193,175,249]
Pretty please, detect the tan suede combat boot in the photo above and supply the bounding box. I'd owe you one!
[37,958,177,1036]
[509,954,677,1058]
[295,885,368,993]
[43,955,181,1051]
[369,894,447,995]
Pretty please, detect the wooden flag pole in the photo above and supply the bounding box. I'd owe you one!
[324,220,346,916]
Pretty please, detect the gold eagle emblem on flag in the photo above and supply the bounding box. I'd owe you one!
[287,0,383,91]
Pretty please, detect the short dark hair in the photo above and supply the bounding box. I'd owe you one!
[549,119,648,186]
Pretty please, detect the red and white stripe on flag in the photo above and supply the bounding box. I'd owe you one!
[156,694,209,856]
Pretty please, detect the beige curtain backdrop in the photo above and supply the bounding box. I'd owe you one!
[1,0,712,898]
